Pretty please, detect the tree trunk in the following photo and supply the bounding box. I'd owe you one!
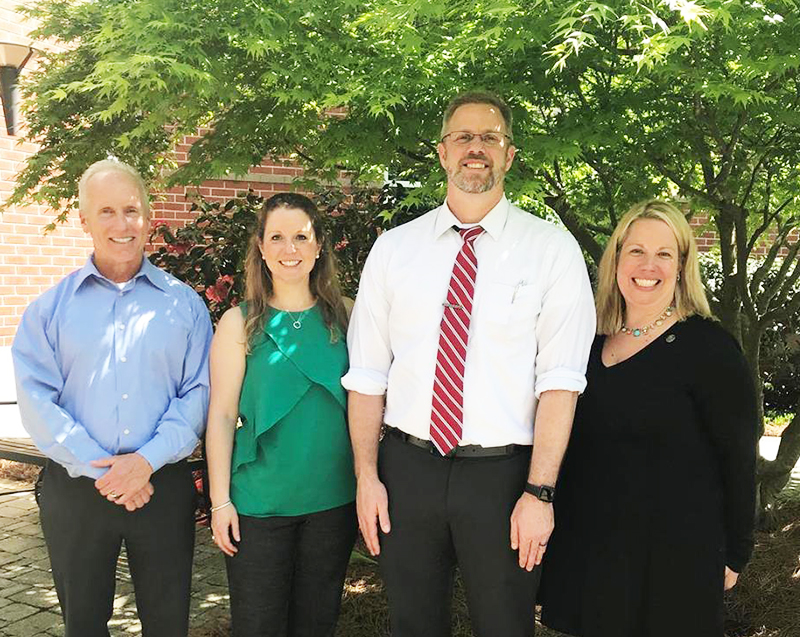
[758,396,800,526]
[544,194,605,266]
[740,324,765,430]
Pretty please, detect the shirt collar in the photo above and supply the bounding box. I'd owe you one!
[434,195,509,241]
[75,254,169,293]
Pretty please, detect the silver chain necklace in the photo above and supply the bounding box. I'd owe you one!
[285,308,309,330]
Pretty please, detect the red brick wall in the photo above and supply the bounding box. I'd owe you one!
[0,2,306,346]
[0,1,92,345]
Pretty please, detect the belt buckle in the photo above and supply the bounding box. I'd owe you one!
[433,444,457,458]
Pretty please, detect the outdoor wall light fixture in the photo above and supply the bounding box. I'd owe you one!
[0,42,37,136]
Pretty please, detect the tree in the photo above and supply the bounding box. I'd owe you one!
[7,0,800,514]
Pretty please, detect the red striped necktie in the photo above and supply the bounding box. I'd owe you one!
[430,226,485,456]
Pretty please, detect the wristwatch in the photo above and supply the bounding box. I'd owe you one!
[524,482,556,503]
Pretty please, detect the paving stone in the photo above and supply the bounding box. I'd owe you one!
[3,497,38,512]
[0,550,21,566]
[11,568,54,586]
[0,535,42,553]
[3,610,62,635]
[46,622,65,637]
[31,557,53,571]
[9,584,59,608]
[0,583,29,599]
[18,544,50,562]
[1,520,30,532]
[13,522,42,536]
[2,504,235,637]
[1,562,31,577]
[2,601,39,622]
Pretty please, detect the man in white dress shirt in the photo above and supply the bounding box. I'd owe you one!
[342,92,595,637]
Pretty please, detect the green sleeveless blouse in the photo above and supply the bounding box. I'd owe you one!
[230,305,356,516]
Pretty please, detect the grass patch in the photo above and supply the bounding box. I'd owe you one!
[764,412,793,437]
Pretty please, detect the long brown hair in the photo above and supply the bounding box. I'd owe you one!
[243,193,347,348]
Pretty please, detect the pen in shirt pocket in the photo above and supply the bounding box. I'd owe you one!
[511,280,526,303]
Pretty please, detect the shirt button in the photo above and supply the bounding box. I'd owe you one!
[122,394,129,400]
[123,429,130,435]
[118,324,125,330]
[120,357,127,363]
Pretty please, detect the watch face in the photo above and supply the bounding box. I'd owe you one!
[525,483,555,502]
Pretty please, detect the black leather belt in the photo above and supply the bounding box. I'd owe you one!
[383,426,530,458]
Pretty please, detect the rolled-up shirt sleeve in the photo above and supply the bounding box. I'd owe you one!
[12,298,110,479]
[137,295,213,472]
[534,232,596,397]
[342,234,393,395]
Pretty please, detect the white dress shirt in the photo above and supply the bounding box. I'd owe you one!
[342,196,596,446]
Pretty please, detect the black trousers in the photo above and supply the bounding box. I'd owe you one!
[378,434,539,637]
[39,460,196,637]
[225,502,357,637]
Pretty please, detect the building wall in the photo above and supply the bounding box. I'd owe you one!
[0,2,305,346]
[0,1,89,346]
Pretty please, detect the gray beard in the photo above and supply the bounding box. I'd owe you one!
[448,165,502,194]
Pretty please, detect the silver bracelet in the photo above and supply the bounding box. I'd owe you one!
[210,500,232,513]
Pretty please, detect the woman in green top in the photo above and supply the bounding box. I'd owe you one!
[206,193,357,637]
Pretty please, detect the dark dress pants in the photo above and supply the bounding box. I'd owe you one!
[378,434,539,637]
[225,502,357,637]
[39,460,196,637]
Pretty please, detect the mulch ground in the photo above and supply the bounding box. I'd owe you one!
[0,459,40,483]
[336,504,800,637]
[724,499,800,637]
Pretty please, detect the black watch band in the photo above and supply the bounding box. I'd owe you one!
[524,482,556,503]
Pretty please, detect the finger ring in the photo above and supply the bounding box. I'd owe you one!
[109,492,119,499]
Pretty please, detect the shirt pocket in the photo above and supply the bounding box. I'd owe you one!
[479,281,541,326]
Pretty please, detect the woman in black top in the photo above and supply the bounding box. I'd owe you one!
[539,200,758,637]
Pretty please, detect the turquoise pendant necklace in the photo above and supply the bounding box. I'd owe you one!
[620,306,674,338]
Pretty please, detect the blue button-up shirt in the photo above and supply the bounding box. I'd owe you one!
[12,256,213,479]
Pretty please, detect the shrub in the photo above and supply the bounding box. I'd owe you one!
[148,184,431,322]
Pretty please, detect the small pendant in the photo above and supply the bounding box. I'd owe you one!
[292,320,302,329]
[632,328,641,337]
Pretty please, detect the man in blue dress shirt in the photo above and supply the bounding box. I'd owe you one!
[12,159,213,637]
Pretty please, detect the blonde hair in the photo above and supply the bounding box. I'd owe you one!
[596,200,712,335]
[242,193,347,349]
[78,159,150,219]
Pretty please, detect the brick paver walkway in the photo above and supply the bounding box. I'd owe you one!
[0,478,231,636]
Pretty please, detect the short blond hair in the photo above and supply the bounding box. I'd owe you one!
[78,159,150,218]
[595,200,712,335]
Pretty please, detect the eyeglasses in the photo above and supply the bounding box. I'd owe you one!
[441,131,513,148]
